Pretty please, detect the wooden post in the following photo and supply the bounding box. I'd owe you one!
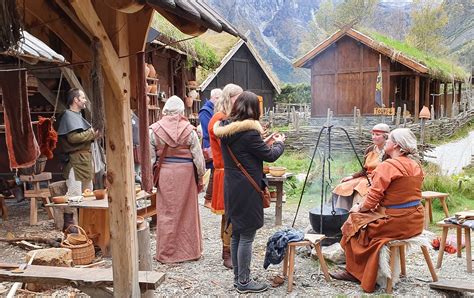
[403,104,407,127]
[269,110,274,128]
[424,78,430,107]
[138,221,153,298]
[430,105,435,121]
[420,118,426,145]
[291,107,296,132]
[137,52,152,192]
[395,107,401,128]
[443,83,448,117]
[357,109,362,135]
[414,76,420,122]
[440,105,444,119]
[353,106,357,125]
[326,108,331,127]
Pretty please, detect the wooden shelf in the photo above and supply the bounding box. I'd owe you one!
[148,105,160,110]
[146,77,159,82]
[146,93,159,96]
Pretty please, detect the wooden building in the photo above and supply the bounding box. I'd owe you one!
[4,0,243,295]
[294,27,468,119]
[199,38,281,109]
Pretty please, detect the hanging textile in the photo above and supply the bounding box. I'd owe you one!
[37,116,58,159]
[0,70,40,168]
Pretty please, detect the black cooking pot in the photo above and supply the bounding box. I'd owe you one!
[309,207,349,239]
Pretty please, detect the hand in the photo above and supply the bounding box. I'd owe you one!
[264,132,276,145]
[273,133,285,143]
[92,128,102,139]
[341,176,353,182]
[197,177,204,193]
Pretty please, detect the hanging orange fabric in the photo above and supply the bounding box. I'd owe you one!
[37,116,58,159]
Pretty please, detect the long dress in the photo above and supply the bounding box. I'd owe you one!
[341,156,424,292]
[208,111,226,214]
[333,144,388,209]
[150,114,205,263]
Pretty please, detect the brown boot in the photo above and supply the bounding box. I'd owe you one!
[223,246,233,269]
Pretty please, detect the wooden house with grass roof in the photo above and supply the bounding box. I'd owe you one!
[198,32,281,110]
[294,27,468,120]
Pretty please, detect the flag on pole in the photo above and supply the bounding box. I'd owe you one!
[375,54,383,107]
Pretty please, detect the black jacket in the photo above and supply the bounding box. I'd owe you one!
[214,119,284,234]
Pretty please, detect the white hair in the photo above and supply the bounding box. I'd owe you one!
[210,88,222,100]
[162,95,184,115]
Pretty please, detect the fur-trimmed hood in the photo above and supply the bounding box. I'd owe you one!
[213,119,263,138]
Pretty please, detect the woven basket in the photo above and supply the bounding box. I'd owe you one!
[61,225,95,265]
[18,155,47,175]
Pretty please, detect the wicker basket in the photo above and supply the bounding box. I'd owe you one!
[61,225,95,265]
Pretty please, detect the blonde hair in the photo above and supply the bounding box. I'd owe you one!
[214,84,243,115]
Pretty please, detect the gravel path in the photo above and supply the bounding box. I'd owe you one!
[1,197,473,296]
[425,130,474,175]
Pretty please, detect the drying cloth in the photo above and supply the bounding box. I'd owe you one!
[37,116,58,159]
[263,228,304,269]
[0,70,40,168]
[444,216,474,230]
[57,109,91,136]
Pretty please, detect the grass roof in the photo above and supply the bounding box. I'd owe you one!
[361,29,468,81]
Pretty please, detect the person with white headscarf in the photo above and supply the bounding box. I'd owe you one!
[149,95,206,263]
[333,123,390,210]
[331,128,424,293]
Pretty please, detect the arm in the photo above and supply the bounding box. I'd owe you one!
[198,110,212,148]
[148,128,157,165]
[351,146,372,179]
[246,131,284,162]
[66,129,95,144]
[189,131,206,178]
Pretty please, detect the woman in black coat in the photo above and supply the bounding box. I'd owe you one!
[214,91,285,294]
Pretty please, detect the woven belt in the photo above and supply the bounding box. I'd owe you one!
[385,200,421,209]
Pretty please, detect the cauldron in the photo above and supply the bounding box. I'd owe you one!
[309,206,349,245]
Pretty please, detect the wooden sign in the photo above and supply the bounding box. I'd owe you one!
[373,107,395,115]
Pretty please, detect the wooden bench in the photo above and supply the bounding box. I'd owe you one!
[430,280,474,293]
[436,220,472,273]
[422,191,449,229]
[20,172,54,225]
[282,234,330,292]
[0,265,165,297]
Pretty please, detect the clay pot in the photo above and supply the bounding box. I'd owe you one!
[93,189,106,200]
[185,96,194,108]
[147,64,156,78]
[146,84,152,94]
[150,84,157,94]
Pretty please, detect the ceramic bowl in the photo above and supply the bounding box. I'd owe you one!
[93,189,106,200]
[52,196,68,204]
[269,166,286,177]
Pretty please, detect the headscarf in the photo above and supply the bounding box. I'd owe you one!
[389,128,419,160]
[162,95,184,115]
[371,123,390,135]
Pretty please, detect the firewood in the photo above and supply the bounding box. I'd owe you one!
[0,237,61,247]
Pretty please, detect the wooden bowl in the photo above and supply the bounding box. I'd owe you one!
[93,189,106,200]
[269,166,286,177]
[52,196,68,204]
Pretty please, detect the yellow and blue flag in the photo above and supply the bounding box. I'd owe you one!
[375,54,383,107]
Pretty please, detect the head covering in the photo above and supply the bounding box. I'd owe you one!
[389,128,418,157]
[371,123,390,134]
[162,95,184,115]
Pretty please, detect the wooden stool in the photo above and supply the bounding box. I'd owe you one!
[386,242,438,293]
[436,220,472,273]
[422,191,449,229]
[20,172,54,225]
[282,234,330,292]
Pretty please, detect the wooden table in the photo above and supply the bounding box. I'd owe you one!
[267,173,293,226]
[422,191,449,229]
[20,172,54,225]
[436,220,472,273]
[48,191,156,256]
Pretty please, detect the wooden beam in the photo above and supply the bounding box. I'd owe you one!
[69,1,139,296]
[23,0,91,62]
[390,71,415,76]
[36,79,66,112]
[424,78,430,107]
[443,82,448,117]
[70,0,125,101]
[414,75,420,121]
[53,0,93,41]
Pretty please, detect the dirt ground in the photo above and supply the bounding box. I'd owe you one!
[1,196,473,296]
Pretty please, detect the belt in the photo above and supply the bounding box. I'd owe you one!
[161,156,193,163]
[385,200,421,209]
[70,149,91,154]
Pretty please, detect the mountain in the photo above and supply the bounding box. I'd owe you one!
[206,0,472,83]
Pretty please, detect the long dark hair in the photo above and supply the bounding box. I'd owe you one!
[229,91,260,122]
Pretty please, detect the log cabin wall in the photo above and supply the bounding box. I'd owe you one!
[310,35,393,116]
[201,44,277,110]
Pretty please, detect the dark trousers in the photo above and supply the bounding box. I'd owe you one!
[231,230,256,283]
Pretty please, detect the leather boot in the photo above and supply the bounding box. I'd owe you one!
[63,213,77,233]
[223,246,233,269]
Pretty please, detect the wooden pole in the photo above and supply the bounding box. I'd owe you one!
[357,109,362,135]
[430,105,435,121]
[137,52,152,192]
[414,75,420,122]
[395,107,401,128]
[138,221,153,298]
[440,105,444,119]
[443,83,448,117]
[353,106,357,125]
[403,104,407,127]
[420,118,426,145]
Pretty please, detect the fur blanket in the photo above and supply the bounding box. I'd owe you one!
[376,230,436,289]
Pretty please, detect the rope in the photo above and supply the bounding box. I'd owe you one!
[52,70,64,120]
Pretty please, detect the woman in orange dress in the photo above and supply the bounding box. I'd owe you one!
[331,128,425,293]
[208,83,243,269]
[333,123,390,210]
